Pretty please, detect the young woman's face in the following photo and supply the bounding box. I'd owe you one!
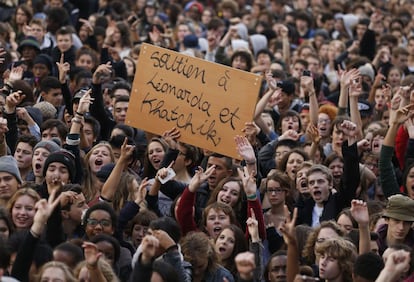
[88,145,112,174]
[76,54,94,71]
[85,210,114,238]
[217,181,241,207]
[12,195,36,229]
[41,267,66,282]
[337,214,353,234]
[215,228,235,260]
[286,152,304,180]
[205,208,231,239]
[148,141,165,170]
[266,179,286,206]
[318,253,341,281]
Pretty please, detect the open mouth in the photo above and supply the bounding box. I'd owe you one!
[218,246,226,253]
[313,191,322,197]
[213,226,222,236]
[35,163,42,170]
[95,159,103,166]
[287,125,293,130]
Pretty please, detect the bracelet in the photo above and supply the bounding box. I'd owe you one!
[246,193,257,200]
[30,229,41,238]
[75,111,84,116]
[71,118,82,124]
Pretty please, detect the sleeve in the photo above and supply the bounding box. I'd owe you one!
[250,241,264,282]
[405,139,414,172]
[395,125,409,170]
[159,180,186,200]
[146,194,161,217]
[359,29,376,61]
[64,133,83,184]
[336,141,360,211]
[176,187,198,236]
[379,145,401,197]
[247,199,266,240]
[89,82,114,140]
[61,82,73,115]
[4,111,18,154]
[11,231,41,282]
[129,254,153,282]
[163,249,192,282]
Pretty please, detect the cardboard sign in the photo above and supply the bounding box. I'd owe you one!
[126,43,262,159]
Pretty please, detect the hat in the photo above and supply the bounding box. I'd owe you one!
[383,194,414,222]
[25,106,43,127]
[33,101,57,120]
[96,163,115,182]
[145,0,158,8]
[43,150,76,183]
[33,54,53,71]
[358,100,373,118]
[278,80,295,95]
[0,156,22,184]
[17,36,41,54]
[358,63,375,81]
[72,88,89,103]
[34,140,61,154]
[183,34,200,49]
[185,1,204,14]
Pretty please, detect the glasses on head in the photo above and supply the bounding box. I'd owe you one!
[266,188,285,194]
[87,218,112,227]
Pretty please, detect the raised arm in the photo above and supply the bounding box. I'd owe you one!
[279,207,299,282]
[350,200,370,254]
[101,138,134,202]
[300,75,318,125]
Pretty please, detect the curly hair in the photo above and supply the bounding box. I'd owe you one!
[302,221,344,265]
[315,238,357,282]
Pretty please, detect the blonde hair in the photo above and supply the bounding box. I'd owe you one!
[36,261,77,282]
[7,188,40,216]
[82,143,115,202]
[74,259,119,282]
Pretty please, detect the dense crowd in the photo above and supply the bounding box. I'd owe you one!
[1,0,414,281]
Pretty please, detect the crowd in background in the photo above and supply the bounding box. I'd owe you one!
[1,0,414,281]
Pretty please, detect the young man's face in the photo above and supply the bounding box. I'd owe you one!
[57,34,72,53]
[66,192,88,224]
[42,88,63,108]
[33,63,50,79]
[308,171,331,204]
[386,218,412,242]
[14,142,33,170]
[206,156,232,189]
[113,101,128,124]
[30,23,44,42]
[42,127,63,145]
[0,172,19,202]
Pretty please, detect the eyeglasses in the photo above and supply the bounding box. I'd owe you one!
[266,188,285,194]
[87,219,112,227]
[318,119,331,124]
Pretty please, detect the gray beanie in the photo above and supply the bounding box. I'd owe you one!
[33,140,61,153]
[0,156,22,184]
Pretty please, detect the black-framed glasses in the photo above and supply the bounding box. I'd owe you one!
[87,218,112,227]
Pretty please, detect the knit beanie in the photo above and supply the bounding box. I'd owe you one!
[33,140,61,154]
[33,101,57,120]
[43,150,76,183]
[0,156,22,184]
[33,54,54,72]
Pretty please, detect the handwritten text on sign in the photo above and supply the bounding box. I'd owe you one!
[126,43,261,159]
